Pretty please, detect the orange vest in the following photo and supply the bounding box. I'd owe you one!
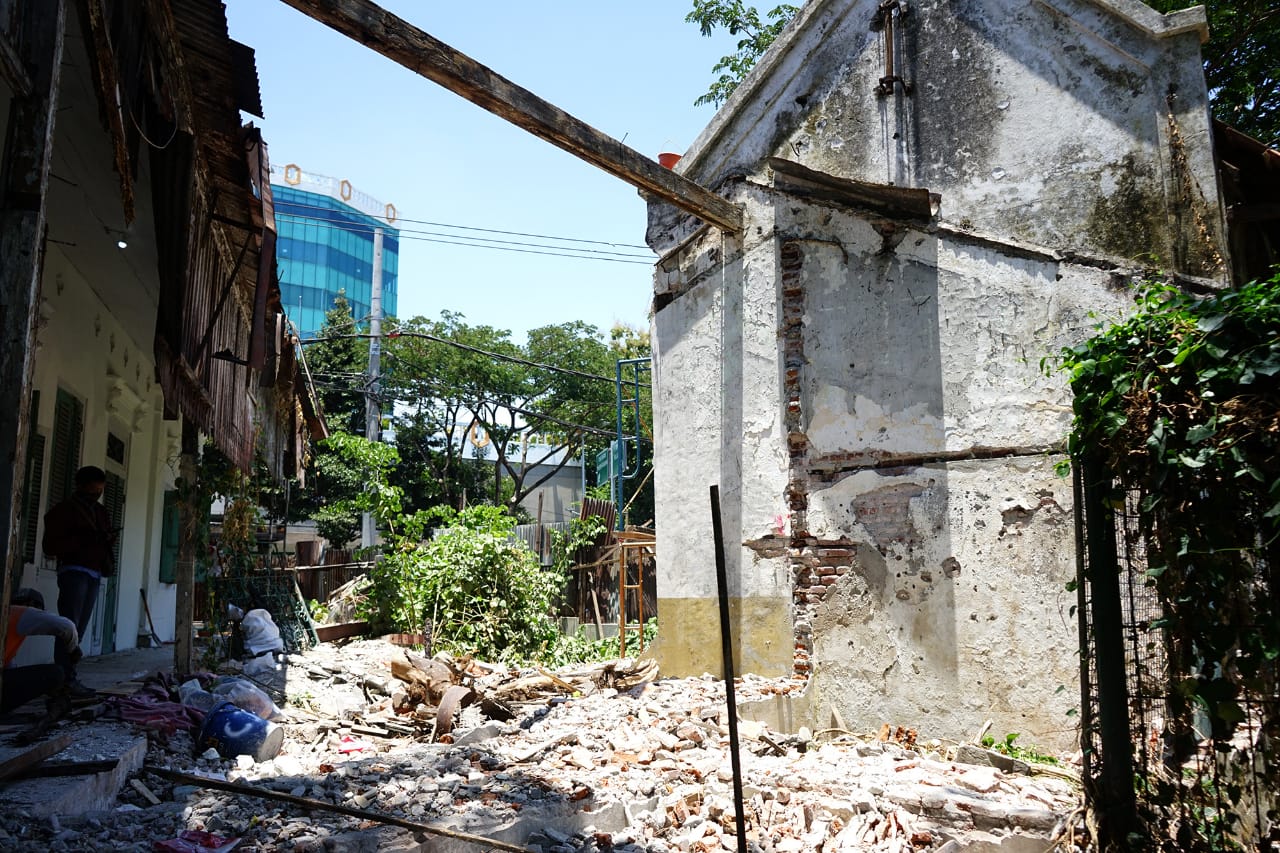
[4,606,28,667]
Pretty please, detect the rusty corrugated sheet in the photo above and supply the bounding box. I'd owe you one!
[226,39,264,119]
[147,0,270,472]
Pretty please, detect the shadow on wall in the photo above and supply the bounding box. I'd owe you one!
[792,230,960,694]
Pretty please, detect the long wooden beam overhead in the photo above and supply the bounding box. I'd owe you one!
[275,0,743,234]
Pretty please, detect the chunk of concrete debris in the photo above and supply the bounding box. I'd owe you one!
[955,744,1031,775]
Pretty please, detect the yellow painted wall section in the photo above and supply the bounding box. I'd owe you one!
[648,597,793,678]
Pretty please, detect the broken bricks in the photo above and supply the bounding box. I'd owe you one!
[0,638,1086,851]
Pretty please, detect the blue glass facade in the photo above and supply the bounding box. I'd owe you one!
[273,185,400,338]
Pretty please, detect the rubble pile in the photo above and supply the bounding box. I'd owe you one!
[0,638,1085,852]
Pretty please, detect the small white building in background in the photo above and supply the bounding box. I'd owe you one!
[465,432,586,525]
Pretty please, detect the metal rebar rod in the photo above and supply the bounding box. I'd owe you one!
[144,765,535,853]
[709,485,748,853]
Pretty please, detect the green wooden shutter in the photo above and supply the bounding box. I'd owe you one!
[103,472,125,567]
[21,432,46,563]
[159,490,180,584]
[48,388,83,508]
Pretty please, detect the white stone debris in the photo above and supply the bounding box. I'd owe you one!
[0,638,1087,852]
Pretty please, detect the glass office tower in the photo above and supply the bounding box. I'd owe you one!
[271,164,399,339]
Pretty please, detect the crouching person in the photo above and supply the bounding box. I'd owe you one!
[2,589,82,715]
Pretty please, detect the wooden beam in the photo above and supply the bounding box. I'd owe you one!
[82,0,136,223]
[0,28,32,97]
[0,734,73,785]
[173,418,199,676]
[275,0,742,234]
[145,766,539,853]
[0,0,66,704]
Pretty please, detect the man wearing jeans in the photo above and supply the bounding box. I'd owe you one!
[42,465,115,697]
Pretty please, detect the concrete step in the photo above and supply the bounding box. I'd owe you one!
[0,723,146,817]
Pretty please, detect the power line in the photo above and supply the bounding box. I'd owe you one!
[272,196,651,250]
[303,329,649,389]
[274,211,654,265]
[276,210,653,259]
[312,374,618,440]
[380,352,620,412]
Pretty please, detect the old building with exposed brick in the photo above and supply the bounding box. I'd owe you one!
[643,0,1226,748]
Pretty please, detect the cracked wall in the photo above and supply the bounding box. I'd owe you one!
[650,184,1132,747]
[646,0,1225,750]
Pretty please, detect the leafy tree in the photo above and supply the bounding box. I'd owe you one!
[686,1,799,107]
[384,313,622,514]
[1053,271,1280,848]
[296,294,371,548]
[306,292,368,435]
[1149,0,1279,146]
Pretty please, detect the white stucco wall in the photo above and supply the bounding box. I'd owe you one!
[644,0,1225,746]
[650,178,1132,744]
[13,244,178,662]
[669,0,1220,279]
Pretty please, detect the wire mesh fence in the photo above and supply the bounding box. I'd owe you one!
[1076,460,1279,851]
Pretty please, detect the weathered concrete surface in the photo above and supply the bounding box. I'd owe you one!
[651,206,795,678]
[0,723,146,816]
[646,0,1226,752]
[805,457,1079,751]
[643,597,796,679]
[660,0,1221,279]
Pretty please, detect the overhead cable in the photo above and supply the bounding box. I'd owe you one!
[303,329,649,389]
[272,197,651,249]
[274,211,653,265]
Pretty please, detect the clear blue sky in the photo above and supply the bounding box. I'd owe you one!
[223,1,741,341]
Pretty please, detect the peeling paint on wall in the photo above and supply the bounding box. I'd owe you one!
[647,0,1225,748]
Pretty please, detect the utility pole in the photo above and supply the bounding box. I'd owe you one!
[362,226,384,550]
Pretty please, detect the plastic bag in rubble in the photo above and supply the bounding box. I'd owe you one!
[211,676,284,721]
[240,608,283,656]
[177,678,218,712]
[242,652,278,678]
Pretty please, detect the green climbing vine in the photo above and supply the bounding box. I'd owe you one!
[1054,271,1280,848]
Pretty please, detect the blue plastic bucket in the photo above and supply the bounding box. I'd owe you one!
[197,701,284,762]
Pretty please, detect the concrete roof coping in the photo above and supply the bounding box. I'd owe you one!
[1081,0,1209,43]
[677,0,1210,178]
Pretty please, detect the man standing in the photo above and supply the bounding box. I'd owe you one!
[3,589,79,715]
[42,465,115,695]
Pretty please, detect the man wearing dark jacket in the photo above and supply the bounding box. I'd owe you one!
[42,465,114,695]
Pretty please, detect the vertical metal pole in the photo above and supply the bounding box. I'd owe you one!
[1081,455,1137,844]
[710,485,748,853]
[614,360,623,527]
[362,226,384,549]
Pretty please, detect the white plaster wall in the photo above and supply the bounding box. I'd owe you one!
[788,205,1136,458]
[668,0,1222,278]
[13,244,174,660]
[804,456,1081,749]
[652,192,793,602]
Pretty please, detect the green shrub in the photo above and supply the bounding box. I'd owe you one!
[364,505,565,662]
[545,618,659,667]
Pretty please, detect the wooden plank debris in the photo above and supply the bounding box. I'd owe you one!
[144,766,538,853]
[0,733,73,784]
[276,0,743,233]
